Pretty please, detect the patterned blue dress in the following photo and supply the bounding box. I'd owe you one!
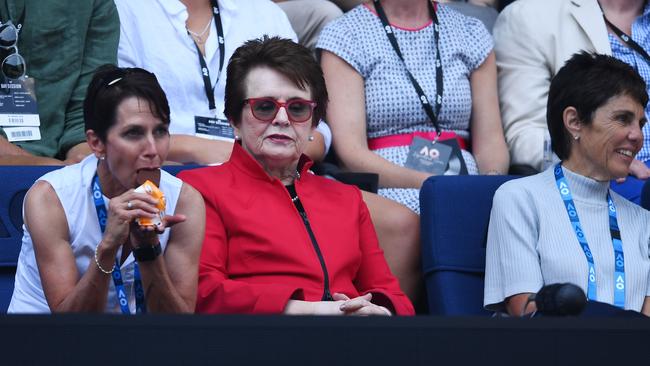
[317,3,493,213]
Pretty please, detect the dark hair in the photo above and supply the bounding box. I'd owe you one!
[547,52,648,160]
[224,36,328,127]
[84,64,170,142]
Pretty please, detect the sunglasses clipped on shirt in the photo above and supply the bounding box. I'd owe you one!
[0,20,26,79]
[244,97,317,123]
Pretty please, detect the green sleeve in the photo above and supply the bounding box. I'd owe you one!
[58,0,119,157]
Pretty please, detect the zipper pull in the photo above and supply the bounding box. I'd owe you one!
[323,289,333,301]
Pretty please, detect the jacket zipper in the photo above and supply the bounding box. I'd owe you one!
[298,210,333,301]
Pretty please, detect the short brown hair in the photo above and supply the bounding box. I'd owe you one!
[548,52,648,160]
[84,64,170,142]
[224,36,327,127]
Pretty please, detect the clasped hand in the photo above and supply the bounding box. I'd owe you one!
[313,293,391,316]
[102,189,186,249]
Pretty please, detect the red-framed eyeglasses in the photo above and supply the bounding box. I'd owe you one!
[244,97,317,123]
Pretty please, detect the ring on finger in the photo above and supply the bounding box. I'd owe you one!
[127,201,132,209]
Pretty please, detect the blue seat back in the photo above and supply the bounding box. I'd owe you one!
[641,179,650,210]
[420,175,517,316]
[0,166,59,312]
[0,164,201,313]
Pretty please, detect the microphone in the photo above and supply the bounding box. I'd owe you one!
[534,283,587,316]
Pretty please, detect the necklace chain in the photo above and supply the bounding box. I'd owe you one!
[186,17,212,44]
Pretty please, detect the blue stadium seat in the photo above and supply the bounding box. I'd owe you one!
[420,175,517,316]
[641,179,650,210]
[0,164,200,313]
[0,166,59,313]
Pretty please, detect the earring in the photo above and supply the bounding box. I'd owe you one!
[99,155,106,160]
[573,135,580,141]
[308,136,314,141]
[234,135,240,140]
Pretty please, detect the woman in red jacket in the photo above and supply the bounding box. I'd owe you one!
[179,37,414,315]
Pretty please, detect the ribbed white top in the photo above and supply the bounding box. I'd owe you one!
[484,166,650,312]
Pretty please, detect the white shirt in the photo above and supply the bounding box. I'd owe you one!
[8,155,183,313]
[116,0,332,151]
[115,0,298,135]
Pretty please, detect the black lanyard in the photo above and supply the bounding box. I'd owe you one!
[374,0,443,135]
[600,2,650,64]
[286,183,333,302]
[190,0,225,111]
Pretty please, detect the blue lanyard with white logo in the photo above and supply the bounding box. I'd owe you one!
[92,174,147,314]
[553,163,625,308]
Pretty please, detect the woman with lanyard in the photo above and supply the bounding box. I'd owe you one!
[115,0,333,165]
[317,0,508,306]
[317,0,509,215]
[179,37,414,316]
[484,52,650,316]
[494,0,650,202]
[7,65,205,313]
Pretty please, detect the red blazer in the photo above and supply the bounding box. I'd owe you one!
[178,143,414,315]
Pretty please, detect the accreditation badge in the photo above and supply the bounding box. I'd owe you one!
[194,115,234,142]
[0,77,41,142]
[404,136,451,175]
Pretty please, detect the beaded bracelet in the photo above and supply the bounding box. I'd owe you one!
[94,244,115,275]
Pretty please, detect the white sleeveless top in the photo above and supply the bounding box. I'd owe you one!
[8,155,183,313]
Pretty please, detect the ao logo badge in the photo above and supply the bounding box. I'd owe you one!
[112,270,130,307]
[589,266,596,283]
[384,25,392,34]
[558,181,571,197]
[616,253,624,269]
[573,221,584,239]
[566,202,577,218]
[92,182,107,227]
[115,288,128,307]
[202,67,209,77]
[420,95,429,105]
[419,145,440,160]
[616,272,625,290]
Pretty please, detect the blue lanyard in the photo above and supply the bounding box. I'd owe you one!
[92,174,147,314]
[553,163,625,308]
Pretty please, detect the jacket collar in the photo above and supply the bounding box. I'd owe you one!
[570,0,612,54]
[228,142,314,183]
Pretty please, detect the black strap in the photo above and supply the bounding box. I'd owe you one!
[190,0,225,111]
[286,184,333,302]
[599,2,650,64]
[374,0,443,135]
